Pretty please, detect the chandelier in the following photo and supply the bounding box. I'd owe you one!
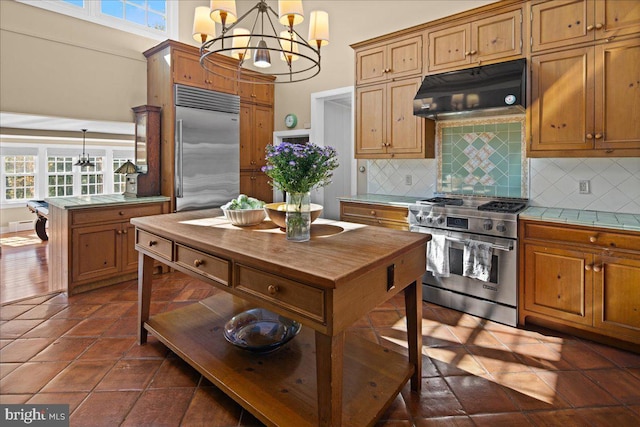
[193,0,329,84]
[74,129,95,168]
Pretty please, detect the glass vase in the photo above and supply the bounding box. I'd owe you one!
[285,191,311,242]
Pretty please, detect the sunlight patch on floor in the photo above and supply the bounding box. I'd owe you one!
[0,233,43,247]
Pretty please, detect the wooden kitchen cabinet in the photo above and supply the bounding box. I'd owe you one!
[355,77,434,159]
[427,8,523,72]
[340,201,409,231]
[172,49,237,95]
[50,201,170,295]
[529,38,640,157]
[355,34,422,86]
[519,219,640,349]
[239,71,274,203]
[530,0,640,53]
[145,40,275,208]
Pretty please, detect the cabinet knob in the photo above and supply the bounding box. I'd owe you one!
[371,210,376,216]
[589,236,597,243]
[595,23,603,30]
[148,240,157,246]
[117,230,122,235]
[469,50,477,55]
[267,284,279,295]
[585,264,592,271]
[464,51,471,56]
[587,25,595,31]
[122,229,128,234]
[193,259,204,267]
[595,133,603,139]
[586,133,594,140]
[593,265,602,272]
[119,211,124,216]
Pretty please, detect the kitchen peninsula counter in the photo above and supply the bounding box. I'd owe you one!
[132,209,430,427]
[47,195,170,295]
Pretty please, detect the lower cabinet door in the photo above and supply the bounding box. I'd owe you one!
[523,243,593,326]
[72,223,121,283]
[122,222,138,273]
[593,255,640,340]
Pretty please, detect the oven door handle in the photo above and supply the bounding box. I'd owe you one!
[444,236,513,252]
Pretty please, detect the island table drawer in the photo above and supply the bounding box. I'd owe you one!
[73,204,164,226]
[235,264,325,323]
[136,229,173,261]
[175,244,230,286]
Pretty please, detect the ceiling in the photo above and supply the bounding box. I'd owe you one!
[0,112,134,135]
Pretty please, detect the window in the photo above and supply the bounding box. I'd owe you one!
[79,157,104,195]
[18,0,177,40]
[47,156,74,197]
[3,156,36,201]
[113,158,128,193]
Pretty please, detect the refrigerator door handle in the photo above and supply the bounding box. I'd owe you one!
[176,119,184,198]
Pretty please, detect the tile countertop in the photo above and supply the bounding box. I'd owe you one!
[520,206,640,232]
[46,194,170,210]
[337,194,416,207]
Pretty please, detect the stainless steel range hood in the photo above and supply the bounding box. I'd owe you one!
[413,59,526,120]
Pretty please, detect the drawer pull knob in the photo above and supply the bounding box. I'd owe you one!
[194,259,204,267]
[371,210,376,216]
[148,240,157,246]
[593,265,602,272]
[119,211,124,216]
[267,284,279,295]
[589,236,597,243]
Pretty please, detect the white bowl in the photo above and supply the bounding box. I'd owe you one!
[222,208,266,226]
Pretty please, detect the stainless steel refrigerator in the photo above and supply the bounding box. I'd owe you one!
[174,85,240,211]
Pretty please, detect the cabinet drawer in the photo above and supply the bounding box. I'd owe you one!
[341,202,408,222]
[522,222,640,253]
[136,229,173,261]
[72,204,164,226]
[176,244,230,286]
[235,264,325,323]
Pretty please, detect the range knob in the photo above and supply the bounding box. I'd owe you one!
[435,215,445,225]
[425,215,435,225]
[483,219,493,231]
[496,222,507,233]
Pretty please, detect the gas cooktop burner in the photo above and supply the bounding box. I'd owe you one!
[420,197,464,206]
[477,200,527,213]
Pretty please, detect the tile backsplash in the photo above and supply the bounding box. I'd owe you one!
[366,118,639,214]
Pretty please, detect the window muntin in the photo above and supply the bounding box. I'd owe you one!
[19,0,176,41]
[47,156,74,197]
[79,157,104,195]
[3,156,36,201]
[113,158,128,193]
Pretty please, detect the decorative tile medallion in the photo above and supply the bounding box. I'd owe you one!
[437,115,527,198]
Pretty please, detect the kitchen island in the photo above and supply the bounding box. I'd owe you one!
[132,209,430,427]
[47,194,170,295]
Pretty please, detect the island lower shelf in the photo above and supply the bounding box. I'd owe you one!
[144,293,413,427]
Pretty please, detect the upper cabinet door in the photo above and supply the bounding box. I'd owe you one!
[531,0,640,53]
[472,9,522,63]
[355,84,386,156]
[355,35,422,85]
[428,23,471,72]
[387,78,425,156]
[530,47,595,153]
[594,38,640,151]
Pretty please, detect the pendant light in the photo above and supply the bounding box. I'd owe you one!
[74,129,95,168]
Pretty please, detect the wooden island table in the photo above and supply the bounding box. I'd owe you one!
[132,208,430,427]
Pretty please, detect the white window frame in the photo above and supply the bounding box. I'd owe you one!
[17,0,178,41]
[1,155,37,203]
[47,155,75,198]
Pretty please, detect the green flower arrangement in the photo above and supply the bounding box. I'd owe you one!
[261,142,339,193]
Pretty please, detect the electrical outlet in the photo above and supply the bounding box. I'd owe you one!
[579,180,590,194]
[405,174,412,185]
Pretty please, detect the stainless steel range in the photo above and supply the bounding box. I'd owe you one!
[408,196,527,326]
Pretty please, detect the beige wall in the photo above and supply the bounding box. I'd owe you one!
[0,0,496,230]
[1,0,496,125]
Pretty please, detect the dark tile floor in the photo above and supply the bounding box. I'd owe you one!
[1,271,640,426]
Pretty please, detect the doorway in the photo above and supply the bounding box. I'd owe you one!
[310,87,358,220]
